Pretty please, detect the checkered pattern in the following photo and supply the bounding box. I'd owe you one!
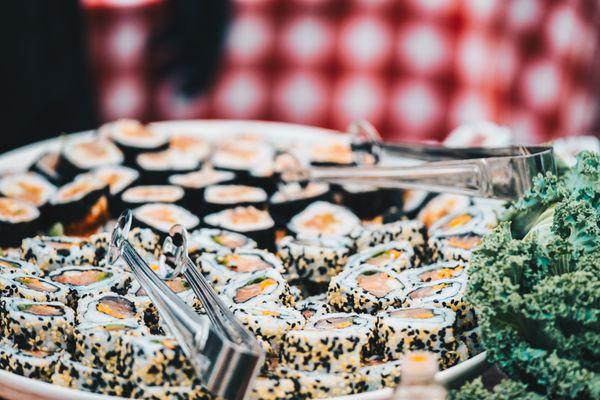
[83,0,600,142]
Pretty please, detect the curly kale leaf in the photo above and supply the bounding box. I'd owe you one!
[564,151,600,206]
[450,378,546,400]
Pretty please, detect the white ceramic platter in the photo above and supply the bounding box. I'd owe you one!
[0,120,487,400]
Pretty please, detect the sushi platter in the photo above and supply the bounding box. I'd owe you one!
[0,120,494,400]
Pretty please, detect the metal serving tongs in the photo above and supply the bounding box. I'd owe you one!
[284,120,556,201]
[108,210,264,400]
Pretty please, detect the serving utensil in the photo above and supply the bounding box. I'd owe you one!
[108,210,264,400]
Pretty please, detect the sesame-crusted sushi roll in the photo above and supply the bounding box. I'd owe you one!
[73,320,149,374]
[351,219,425,255]
[136,148,201,184]
[275,367,364,398]
[248,375,298,400]
[168,167,236,214]
[51,354,133,397]
[417,194,471,230]
[428,206,497,238]
[130,385,215,400]
[120,185,185,211]
[199,249,283,289]
[428,233,482,262]
[287,201,360,240]
[187,228,256,258]
[404,279,469,319]
[221,269,294,307]
[56,136,124,180]
[132,203,200,239]
[121,335,196,386]
[0,341,61,382]
[277,235,352,283]
[0,256,41,276]
[204,206,276,251]
[48,265,127,306]
[458,327,483,357]
[401,261,468,287]
[0,197,40,247]
[359,356,403,391]
[1,274,70,303]
[233,304,304,353]
[328,265,408,314]
[21,236,98,272]
[280,312,376,373]
[376,306,457,361]
[269,182,331,226]
[77,293,142,325]
[204,184,268,213]
[345,241,415,273]
[100,119,169,164]
[0,298,74,352]
[295,293,332,320]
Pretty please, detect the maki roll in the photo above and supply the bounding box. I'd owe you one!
[48,174,109,235]
[0,197,40,247]
[249,375,298,400]
[203,184,267,213]
[269,182,331,226]
[100,119,169,164]
[345,241,415,273]
[401,261,468,286]
[21,236,98,272]
[130,385,214,400]
[428,206,497,237]
[328,265,408,314]
[0,256,41,276]
[295,293,331,320]
[187,228,256,257]
[0,172,56,211]
[351,219,425,255]
[458,327,483,357]
[29,152,64,185]
[287,201,360,239]
[132,203,199,238]
[120,185,185,210]
[168,167,236,213]
[404,279,469,318]
[309,141,354,167]
[232,304,305,353]
[0,298,74,352]
[204,206,275,251]
[57,136,124,179]
[275,367,363,398]
[428,233,482,262]
[77,293,142,325]
[417,194,471,230]
[91,165,139,215]
[359,356,403,391]
[376,306,457,361]
[280,312,376,373]
[220,269,294,307]
[340,184,401,220]
[401,190,433,218]
[0,342,61,382]
[48,265,126,305]
[169,134,211,162]
[1,274,70,303]
[136,148,200,184]
[277,235,352,283]
[212,138,274,183]
[198,249,283,288]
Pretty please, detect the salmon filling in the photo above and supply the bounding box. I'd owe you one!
[234,277,277,303]
[96,297,136,319]
[409,283,451,300]
[356,271,399,298]
[136,278,189,296]
[314,316,353,330]
[301,212,339,234]
[301,309,314,319]
[421,198,458,228]
[8,180,45,206]
[390,308,435,319]
[213,234,246,248]
[366,249,404,267]
[226,207,266,225]
[0,198,34,219]
[18,303,63,316]
[16,277,59,293]
[418,266,464,282]
[218,254,270,273]
[52,269,111,286]
[22,349,50,358]
[447,235,481,250]
[444,214,473,230]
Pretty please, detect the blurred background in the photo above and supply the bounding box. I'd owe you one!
[4,0,600,153]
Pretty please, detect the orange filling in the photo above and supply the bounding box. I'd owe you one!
[357,271,395,298]
[391,308,435,319]
[445,214,473,229]
[447,235,481,250]
[302,213,338,233]
[53,269,110,286]
[234,278,276,303]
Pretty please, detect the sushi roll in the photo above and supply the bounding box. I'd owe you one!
[351,219,426,254]
[198,249,284,288]
[458,327,483,357]
[328,265,408,314]
[73,320,149,374]
[132,203,199,238]
[275,367,364,398]
[204,206,275,251]
[428,206,497,237]
[0,172,56,211]
[359,356,403,391]
[295,293,331,320]
[417,194,471,230]
[48,174,109,235]
[401,261,468,287]
[232,304,305,353]
[136,148,200,184]
[0,256,41,276]
[120,335,196,386]
[376,306,457,361]
[77,293,142,325]
[120,185,185,210]
[401,190,433,218]
[249,375,298,400]
[21,236,98,272]
[345,241,415,273]
[91,165,139,215]
[280,312,376,373]
[168,166,236,214]
[130,385,214,400]
[277,235,352,283]
[0,298,74,352]
[0,197,40,247]
[100,119,169,164]
[212,138,274,183]
[220,269,294,307]
[57,136,124,179]
[287,201,360,239]
[404,278,470,318]
[51,355,133,397]
[428,233,482,262]
[269,182,331,226]
[309,141,354,167]
[187,228,256,257]
[1,273,70,303]
[204,184,268,213]
[340,184,401,220]
[0,341,61,382]
[48,265,126,305]
[168,134,211,161]
[29,152,64,185]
